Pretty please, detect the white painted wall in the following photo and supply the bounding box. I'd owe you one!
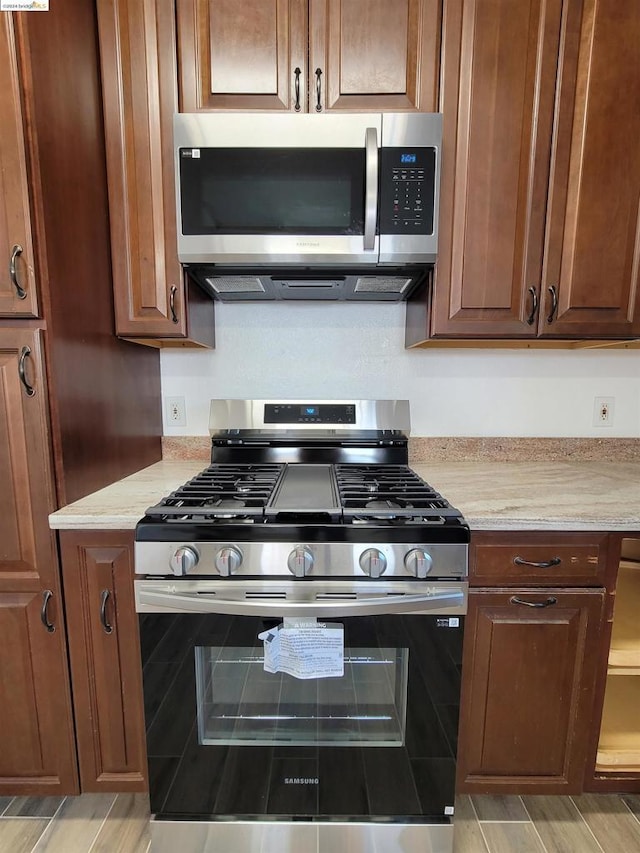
[160,302,640,437]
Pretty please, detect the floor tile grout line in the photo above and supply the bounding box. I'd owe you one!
[511,797,551,853]
[466,796,492,853]
[621,797,640,828]
[0,800,13,818]
[568,796,607,853]
[86,795,120,853]
[27,815,54,853]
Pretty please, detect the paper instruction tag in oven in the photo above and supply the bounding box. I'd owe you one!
[258,618,344,679]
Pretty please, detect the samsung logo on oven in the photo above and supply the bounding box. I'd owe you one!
[284,777,319,785]
[295,241,321,248]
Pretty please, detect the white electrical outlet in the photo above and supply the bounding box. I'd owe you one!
[165,396,186,427]
[593,396,615,427]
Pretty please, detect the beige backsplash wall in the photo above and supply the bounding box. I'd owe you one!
[160,302,640,439]
[162,435,640,462]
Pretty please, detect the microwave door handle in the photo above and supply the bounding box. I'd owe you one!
[135,587,465,617]
[364,127,378,251]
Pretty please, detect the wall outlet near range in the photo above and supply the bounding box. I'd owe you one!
[165,396,186,427]
[593,396,615,427]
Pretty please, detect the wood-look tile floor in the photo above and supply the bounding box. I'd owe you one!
[0,792,638,852]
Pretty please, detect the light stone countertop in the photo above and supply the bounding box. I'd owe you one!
[49,459,640,532]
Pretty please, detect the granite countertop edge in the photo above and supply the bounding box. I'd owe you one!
[48,459,640,533]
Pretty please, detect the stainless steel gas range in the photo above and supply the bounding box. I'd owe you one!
[134,400,469,853]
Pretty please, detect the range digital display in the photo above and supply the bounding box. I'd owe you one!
[264,403,356,424]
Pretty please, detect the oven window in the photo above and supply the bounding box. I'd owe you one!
[195,645,408,747]
[179,148,365,235]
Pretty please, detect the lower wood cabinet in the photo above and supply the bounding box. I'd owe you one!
[457,588,605,793]
[60,530,147,792]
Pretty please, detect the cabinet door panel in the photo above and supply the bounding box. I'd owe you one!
[0,15,38,318]
[178,0,307,111]
[310,0,440,112]
[0,327,77,795]
[542,0,640,337]
[98,0,213,343]
[0,592,71,781]
[458,589,604,793]
[0,329,56,586]
[430,0,562,338]
[61,532,147,792]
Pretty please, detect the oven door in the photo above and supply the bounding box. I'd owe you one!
[137,579,465,837]
[174,113,380,265]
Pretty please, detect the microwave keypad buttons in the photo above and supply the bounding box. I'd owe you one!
[380,148,435,235]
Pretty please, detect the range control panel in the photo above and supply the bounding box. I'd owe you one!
[379,148,436,235]
[264,403,356,425]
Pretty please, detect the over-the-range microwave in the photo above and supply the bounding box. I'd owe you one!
[174,112,442,302]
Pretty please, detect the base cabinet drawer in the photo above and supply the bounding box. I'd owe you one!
[471,532,610,586]
[457,588,605,794]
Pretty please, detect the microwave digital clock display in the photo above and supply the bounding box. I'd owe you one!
[400,153,417,163]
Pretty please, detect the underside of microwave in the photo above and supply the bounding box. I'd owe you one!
[185,265,431,303]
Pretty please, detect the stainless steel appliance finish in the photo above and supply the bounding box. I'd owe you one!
[135,541,468,581]
[150,817,455,853]
[174,112,442,297]
[135,399,466,853]
[209,398,410,434]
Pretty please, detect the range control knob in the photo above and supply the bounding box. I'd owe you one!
[359,548,387,578]
[404,548,433,578]
[215,546,243,576]
[170,545,199,576]
[287,546,314,578]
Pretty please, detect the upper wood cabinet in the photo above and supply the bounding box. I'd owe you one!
[0,15,38,318]
[97,0,215,347]
[408,0,640,344]
[0,328,78,795]
[177,0,441,113]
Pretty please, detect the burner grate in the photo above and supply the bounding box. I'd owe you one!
[335,464,463,522]
[144,464,283,519]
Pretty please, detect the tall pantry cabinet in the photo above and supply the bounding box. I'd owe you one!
[0,6,162,795]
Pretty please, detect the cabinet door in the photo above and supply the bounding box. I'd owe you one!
[540,0,640,338]
[97,0,214,346]
[426,0,563,339]
[178,0,307,111]
[309,0,440,112]
[60,531,147,792]
[0,15,38,318]
[457,588,604,793]
[0,327,78,794]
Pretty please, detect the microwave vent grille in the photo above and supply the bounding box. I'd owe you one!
[206,276,266,294]
[355,277,413,294]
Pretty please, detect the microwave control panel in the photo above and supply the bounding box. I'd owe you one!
[379,148,436,235]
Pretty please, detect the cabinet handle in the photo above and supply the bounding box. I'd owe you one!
[18,346,36,397]
[510,596,558,608]
[10,244,27,300]
[293,66,301,111]
[513,556,561,568]
[100,589,114,634]
[526,286,538,325]
[315,68,323,112]
[546,285,558,323]
[169,285,179,324]
[41,590,55,632]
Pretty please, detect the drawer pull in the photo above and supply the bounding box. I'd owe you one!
[513,556,561,568]
[510,596,558,608]
[100,589,114,634]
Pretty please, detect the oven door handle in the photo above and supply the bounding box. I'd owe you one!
[135,587,465,617]
[363,127,378,251]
